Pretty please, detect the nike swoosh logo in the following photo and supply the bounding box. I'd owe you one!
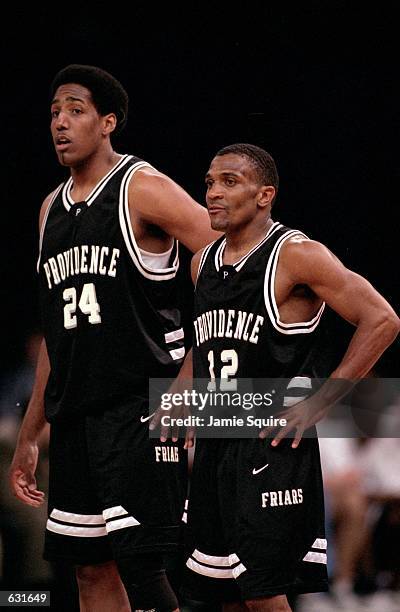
[252,463,269,475]
[140,412,156,423]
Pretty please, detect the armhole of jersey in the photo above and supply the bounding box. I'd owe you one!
[36,183,63,273]
[118,161,180,281]
[263,230,325,334]
[195,241,217,288]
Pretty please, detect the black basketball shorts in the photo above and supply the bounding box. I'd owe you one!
[182,437,329,603]
[44,403,188,565]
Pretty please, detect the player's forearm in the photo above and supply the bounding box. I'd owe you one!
[169,348,193,395]
[17,339,50,443]
[178,348,193,380]
[316,311,400,406]
[331,311,399,380]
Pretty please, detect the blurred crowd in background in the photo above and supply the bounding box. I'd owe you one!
[1,331,399,612]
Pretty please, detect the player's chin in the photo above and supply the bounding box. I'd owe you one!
[54,151,69,166]
[209,217,228,232]
[54,149,76,167]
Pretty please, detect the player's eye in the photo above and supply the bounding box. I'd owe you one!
[51,110,59,118]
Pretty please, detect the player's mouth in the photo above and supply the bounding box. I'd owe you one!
[208,205,226,214]
[55,137,71,151]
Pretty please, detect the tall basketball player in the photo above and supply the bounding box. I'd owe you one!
[9,65,220,612]
[181,144,399,611]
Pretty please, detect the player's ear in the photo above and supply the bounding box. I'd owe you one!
[102,113,117,136]
[258,186,275,209]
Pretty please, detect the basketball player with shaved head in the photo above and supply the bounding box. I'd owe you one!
[180,143,400,611]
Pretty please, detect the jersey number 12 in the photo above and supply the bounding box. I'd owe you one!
[207,349,238,391]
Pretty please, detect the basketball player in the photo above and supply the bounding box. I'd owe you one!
[9,65,220,612]
[180,144,400,611]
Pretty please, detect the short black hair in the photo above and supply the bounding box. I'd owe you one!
[215,143,279,203]
[50,64,129,135]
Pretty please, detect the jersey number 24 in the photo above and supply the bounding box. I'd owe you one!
[63,283,101,329]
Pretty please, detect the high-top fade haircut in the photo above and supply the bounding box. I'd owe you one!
[50,64,129,135]
[215,143,279,205]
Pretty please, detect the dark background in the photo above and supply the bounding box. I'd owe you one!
[1,3,399,377]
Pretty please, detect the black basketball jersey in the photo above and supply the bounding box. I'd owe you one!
[193,221,329,392]
[186,222,329,600]
[38,155,187,421]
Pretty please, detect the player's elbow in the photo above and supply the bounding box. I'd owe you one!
[377,309,400,344]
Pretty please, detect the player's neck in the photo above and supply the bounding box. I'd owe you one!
[224,217,274,264]
[69,149,122,201]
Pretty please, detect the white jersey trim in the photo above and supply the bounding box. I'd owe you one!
[214,222,282,272]
[139,244,173,269]
[303,536,328,563]
[36,184,63,273]
[264,230,325,335]
[106,516,140,533]
[312,538,327,550]
[165,328,185,343]
[46,520,107,538]
[182,498,189,523]
[186,558,234,578]
[283,376,313,406]
[196,241,218,287]
[119,162,180,280]
[303,551,327,564]
[103,505,140,532]
[46,508,107,538]
[186,549,247,579]
[103,505,128,520]
[62,154,133,212]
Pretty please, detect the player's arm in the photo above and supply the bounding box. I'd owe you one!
[150,249,204,445]
[9,194,54,505]
[128,167,221,252]
[9,337,50,506]
[167,247,205,392]
[263,239,400,447]
[285,239,400,380]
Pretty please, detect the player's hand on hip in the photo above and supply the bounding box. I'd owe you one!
[9,442,45,506]
[149,397,195,447]
[259,396,329,448]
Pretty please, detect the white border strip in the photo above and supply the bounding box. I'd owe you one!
[103,505,128,520]
[214,222,282,272]
[50,508,104,525]
[119,163,179,280]
[234,222,282,271]
[264,231,325,335]
[37,184,63,273]
[165,329,184,343]
[192,549,232,567]
[303,551,327,564]
[186,558,234,579]
[169,347,185,361]
[62,154,133,211]
[196,241,216,286]
[46,519,107,538]
[312,538,327,550]
[106,517,140,533]
[232,563,247,578]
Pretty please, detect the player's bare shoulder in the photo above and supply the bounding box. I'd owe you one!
[279,234,343,284]
[130,164,166,187]
[128,165,197,210]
